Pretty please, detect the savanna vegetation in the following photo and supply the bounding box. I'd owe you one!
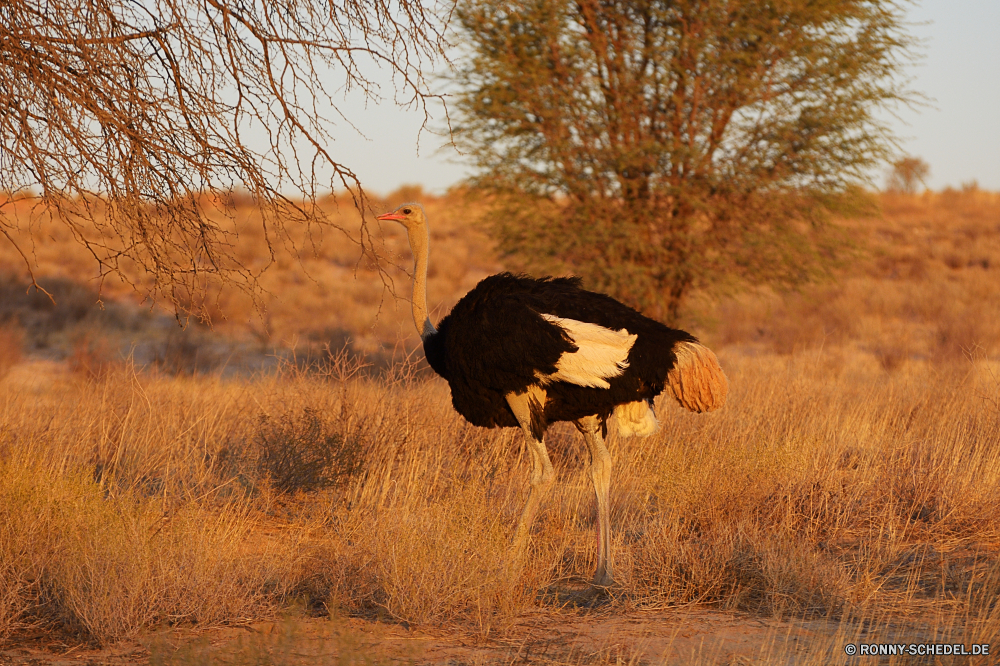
[1,187,999,664]
[2,0,996,662]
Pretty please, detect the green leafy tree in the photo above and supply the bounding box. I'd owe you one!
[1,0,448,314]
[452,0,918,321]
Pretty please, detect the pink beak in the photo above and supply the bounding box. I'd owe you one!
[376,212,406,221]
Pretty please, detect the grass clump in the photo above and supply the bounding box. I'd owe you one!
[218,407,364,496]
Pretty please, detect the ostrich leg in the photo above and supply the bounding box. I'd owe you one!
[575,415,615,587]
[506,387,554,551]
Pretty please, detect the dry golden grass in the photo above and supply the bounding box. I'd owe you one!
[715,187,1000,368]
[2,349,999,658]
[1,189,999,663]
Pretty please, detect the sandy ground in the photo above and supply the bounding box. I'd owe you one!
[0,608,849,665]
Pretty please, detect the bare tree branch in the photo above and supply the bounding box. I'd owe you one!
[0,0,452,318]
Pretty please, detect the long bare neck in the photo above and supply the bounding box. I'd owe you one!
[407,224,437,340]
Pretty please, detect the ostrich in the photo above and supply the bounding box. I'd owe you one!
[376,203,728,589]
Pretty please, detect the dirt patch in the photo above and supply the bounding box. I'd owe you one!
[0,609,847,665]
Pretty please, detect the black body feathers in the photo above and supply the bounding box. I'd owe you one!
[422,272,696,433]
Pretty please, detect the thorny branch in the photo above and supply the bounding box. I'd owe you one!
[0,0,452,319]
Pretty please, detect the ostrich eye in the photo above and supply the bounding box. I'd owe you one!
[403,208,412,214]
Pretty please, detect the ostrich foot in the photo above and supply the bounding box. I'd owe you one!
[591,566,615,589]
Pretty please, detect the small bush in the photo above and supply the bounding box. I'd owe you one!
[220,408,363,495]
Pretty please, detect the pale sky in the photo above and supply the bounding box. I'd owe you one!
[331,0,1000,195]
[892,0,1000,191]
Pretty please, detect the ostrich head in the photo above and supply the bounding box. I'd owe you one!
[376,203,427,231]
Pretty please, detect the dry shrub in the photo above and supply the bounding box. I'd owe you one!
[965,558,1000,650]
[715,191,1000,371]
[2,189,999,658]
[219,407,363,495]
[934,313,991,363]
[2,189,998,374]
[601,353,1000,620]
[0,191,501,358]
[380,184,427,210]
[0,457,42,641]
[152,504,301,627]
[0,273,98,334]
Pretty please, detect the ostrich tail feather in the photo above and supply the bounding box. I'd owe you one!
[667,342,728,413]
